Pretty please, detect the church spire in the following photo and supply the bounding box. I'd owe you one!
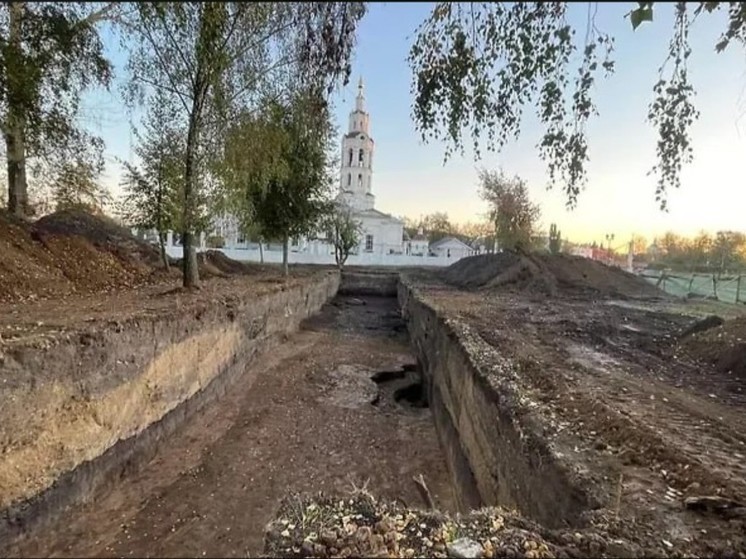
[355,76,365,112]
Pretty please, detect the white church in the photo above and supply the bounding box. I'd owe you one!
[157,78,478,266]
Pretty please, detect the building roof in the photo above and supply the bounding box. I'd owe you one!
[354,208,403,223]
[344,131,374,142]
[429,236,473,251]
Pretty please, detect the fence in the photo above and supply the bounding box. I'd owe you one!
[164,244,462,268]
[639,270,745,304]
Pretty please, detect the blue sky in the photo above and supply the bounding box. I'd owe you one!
[85,3,746,246]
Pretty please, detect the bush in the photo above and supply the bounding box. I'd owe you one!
[206,235,225,249]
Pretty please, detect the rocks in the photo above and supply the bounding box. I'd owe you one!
[447,537,483,558]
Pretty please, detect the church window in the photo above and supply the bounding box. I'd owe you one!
[358,148,364,166]
[347,173,351,186]
[348,148,353,166]
[358,173,363,188]
[365,234,374,252]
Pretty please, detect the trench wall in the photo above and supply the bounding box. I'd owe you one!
[397,277,593,528]
[0,271,340,541]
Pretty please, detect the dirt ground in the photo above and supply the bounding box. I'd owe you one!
[409,256,746,555]
[4,295,455,558]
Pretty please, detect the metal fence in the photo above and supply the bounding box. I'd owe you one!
[640,270,745,304]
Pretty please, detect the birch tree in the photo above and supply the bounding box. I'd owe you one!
[0,2,118,217]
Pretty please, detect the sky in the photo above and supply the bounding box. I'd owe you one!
[84,3,746,248]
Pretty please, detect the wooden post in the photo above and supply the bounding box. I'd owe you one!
[712,275,718,300]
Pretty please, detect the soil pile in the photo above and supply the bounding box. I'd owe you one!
[442,252,662,299]
[202,249,259,275]
[0,209,165,302]
[34,209,164,270]
[679,316,746,379]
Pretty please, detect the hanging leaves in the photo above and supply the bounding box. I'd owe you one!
[409,1,746,211]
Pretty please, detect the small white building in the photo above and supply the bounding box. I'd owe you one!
[429,236,475,260]
[405,228,429,256]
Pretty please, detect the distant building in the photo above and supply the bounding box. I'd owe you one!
[405,227,429,256]
[429,236,475,260]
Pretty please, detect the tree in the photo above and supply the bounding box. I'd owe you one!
[408,2,746,211]
[549,223,562,254]
[51,158,110,214]
[422,212,453,242]
[234,89,335,277]
[1,2,117,217]
[324,203,362,269]
[123,2,365,288]
[478,169,540,252]
[117,99,182,269]
[711,231,746,275]
[631,234,649,256]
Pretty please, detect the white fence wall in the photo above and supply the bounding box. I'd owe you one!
[165,245,461,267]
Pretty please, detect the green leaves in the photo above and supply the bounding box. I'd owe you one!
[630,3,654,30]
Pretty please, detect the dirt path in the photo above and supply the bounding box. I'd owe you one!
[6,295,455,558]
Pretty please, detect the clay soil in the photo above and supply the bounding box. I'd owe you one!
[4,295,456,558]
[409,255,746,555]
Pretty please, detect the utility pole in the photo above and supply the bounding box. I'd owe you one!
[605,233,615,265]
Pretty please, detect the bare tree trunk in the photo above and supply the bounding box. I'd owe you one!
[259,238,264,264]
[182,95,203,288]
[282,235,289,277]
[156,160,169,270]
[6,2,29,217]
[158,231,169,269]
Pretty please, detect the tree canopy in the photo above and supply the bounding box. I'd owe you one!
[478,168,541,252]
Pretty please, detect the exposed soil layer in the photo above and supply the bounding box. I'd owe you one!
[401,257,746,557]
[0,268,338,543]
[4,294,456,558]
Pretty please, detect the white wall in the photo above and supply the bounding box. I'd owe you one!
[358,215,404,255]
[165,244,463,267]
[430,239,475,260]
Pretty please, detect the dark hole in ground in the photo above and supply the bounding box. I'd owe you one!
[370,363,419,384]
[394,382,429,409]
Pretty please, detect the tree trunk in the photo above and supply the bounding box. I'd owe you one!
[182,97,202,288]
[282,235,289,277]
[156,158,168,270]
[158,231,169,270]
[6,2,29,217]
[259,238,264,264]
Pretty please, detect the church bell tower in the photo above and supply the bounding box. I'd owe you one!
[338,77,375,211]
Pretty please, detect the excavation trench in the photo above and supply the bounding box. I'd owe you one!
[4,273,457,557]
[3,269,591,557]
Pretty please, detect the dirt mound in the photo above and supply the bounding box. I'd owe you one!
[0,209,170,303]
[442,252,662,299]
[34,209,163,270]
[201,250,258,275]
[679,317,746,379]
